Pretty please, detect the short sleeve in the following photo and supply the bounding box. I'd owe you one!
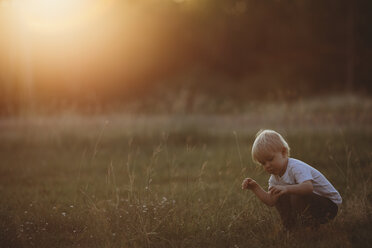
[268,175,277,189]
[292,164,313,184]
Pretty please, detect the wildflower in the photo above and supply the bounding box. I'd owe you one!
[70,205,74,208]
[61,212,66,217]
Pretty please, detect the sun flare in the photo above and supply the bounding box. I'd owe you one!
[0,0,126,91]
[11,0,115,34]
[0,0,161,93]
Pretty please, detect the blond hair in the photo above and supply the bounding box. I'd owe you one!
[251,129,290,164]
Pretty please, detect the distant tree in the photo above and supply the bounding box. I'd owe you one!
[346,0,355,92]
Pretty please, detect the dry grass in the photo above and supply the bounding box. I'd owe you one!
[0,95,371,247]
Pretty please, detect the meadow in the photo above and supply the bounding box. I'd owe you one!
[0,95,371,248]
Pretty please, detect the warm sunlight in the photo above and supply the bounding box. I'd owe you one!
[11,0,115,34]
[0,0,130,92]
[0,0,184,99]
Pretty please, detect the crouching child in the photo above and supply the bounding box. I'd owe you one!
[242,130,342,230]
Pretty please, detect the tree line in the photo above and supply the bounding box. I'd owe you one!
[0,0,371,114]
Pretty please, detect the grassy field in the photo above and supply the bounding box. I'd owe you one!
[0,96,371,248]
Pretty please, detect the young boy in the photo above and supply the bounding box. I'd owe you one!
[242,129,342,229]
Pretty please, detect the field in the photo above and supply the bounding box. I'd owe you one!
[0,95,371,248]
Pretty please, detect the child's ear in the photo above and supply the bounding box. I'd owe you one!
[281,148,287,157]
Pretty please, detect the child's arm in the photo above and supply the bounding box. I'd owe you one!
[242,178,280,207]
[269,180,313,196]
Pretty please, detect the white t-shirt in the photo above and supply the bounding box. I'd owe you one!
[268,158,342,206]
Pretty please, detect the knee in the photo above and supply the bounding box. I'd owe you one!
[275,194,311,213]
[275,194,291,208]
[289,194,310,210]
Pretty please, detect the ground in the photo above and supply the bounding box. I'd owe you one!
[0,95,371,247]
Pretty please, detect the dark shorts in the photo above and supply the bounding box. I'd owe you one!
[275,193,338,229]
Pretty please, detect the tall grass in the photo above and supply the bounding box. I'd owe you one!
[0,96,371,247]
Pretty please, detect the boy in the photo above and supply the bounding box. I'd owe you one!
[242,129,342,229]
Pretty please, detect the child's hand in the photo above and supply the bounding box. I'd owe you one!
[268,185,288,196]
[241,178,258,190]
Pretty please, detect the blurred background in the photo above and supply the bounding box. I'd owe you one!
[0,0,371,115]
[1,2,372,246]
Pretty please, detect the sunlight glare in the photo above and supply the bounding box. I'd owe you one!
[12,0,115,34]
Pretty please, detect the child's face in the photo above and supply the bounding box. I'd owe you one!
[258,149,288,176]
